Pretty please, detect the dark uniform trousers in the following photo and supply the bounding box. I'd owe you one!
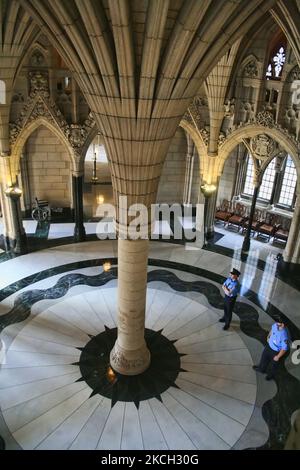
[258,344,281,377]
[224,295,237,327]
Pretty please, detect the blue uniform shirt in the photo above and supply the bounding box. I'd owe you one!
[268,323,289,352]
[223,277,240,297]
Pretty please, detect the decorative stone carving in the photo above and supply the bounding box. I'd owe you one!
[29,71,49,97]
[291,66,300,81]
[12,93,25,103]
[30,50,45,67]
[241,102,256,123]
[218,131,226,146]
[10,75,97,152]
[256,110,274,127]
[250,134,276,161]
[243,60,258,78]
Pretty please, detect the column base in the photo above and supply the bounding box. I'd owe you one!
[241,237,251,254]
[74,224,86,242]
[110,340,151,376]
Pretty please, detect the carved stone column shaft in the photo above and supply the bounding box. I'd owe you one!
[110,238,150,375]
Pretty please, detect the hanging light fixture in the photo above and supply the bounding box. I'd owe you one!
[90,135,100,184]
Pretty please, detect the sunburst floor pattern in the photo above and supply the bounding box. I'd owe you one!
[0,285,259,450]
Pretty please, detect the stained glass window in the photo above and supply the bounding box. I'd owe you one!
[266,46,286,79]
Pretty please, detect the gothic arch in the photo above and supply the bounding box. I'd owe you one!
[179,119,207,179]
[218,124,300,190]
[11,117,77,178]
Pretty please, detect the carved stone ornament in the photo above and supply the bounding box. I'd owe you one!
[291,66,300,81]
[256,110,274,127]
[243,60,258,78]
[29,70,49,97]
[250,134,276,161]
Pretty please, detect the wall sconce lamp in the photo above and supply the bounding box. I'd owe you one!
[103,261,111,272]
[200,183,217,198]
[5,185,22,198]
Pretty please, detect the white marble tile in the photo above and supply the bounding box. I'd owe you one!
[8,333,80,356]
[2,350,79,368]
[138,401,168,450]
[163,301,207,337]
[176,323,235,347]
[166,309,219,339]
[36,394,101,449]
[0,370,81,410]
[181,372,256,404]
[176,377,253,426]
[3,381,87,433]
[83,290,116,328]
[182,362,256,384]
[13,387,91,449]
[70,397,111,450]
[97,401,125,450]
[181,349,253,366]
[0,364,79,388]
[177,334,246,354]
[148,397,196,450]
[48,223,75,239]
[152,294,192,332]
[162,391,229,450]
[121,403,144,450]
[167,387,244,447]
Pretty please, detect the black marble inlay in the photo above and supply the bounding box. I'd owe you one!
[0,435,5,450]
[76,327,183,408]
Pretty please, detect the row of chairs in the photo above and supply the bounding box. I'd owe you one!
[215,200,291,244]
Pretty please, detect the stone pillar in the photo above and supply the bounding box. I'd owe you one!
[283,195,300,264]
[19,152,32,216]
[72,173,86,242]
[183,133,194,205]
[5,187,28,254]
[110,238,150,375]
[242,183,260,254]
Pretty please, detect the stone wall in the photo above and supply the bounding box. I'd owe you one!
[157,127,186,204]
[25,126,71,207]
[217,149,237,205]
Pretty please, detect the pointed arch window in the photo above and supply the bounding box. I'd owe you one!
[266,43,286,80]
[278,155,297,207]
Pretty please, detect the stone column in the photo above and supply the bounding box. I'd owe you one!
[72,173,86,242]
[183,133,194,205]
[110,238,150,375]
[283,195,300,264]
[5,187,28,254]
[242,183,260,254]
[19,152,32,216]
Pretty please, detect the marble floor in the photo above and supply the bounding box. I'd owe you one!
[0,239,299,450]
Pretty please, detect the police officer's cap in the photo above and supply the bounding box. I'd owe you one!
[230,268,240,277]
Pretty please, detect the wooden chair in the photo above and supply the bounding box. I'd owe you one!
[215,199,233,226]
[242,209,264,237]
[257,213,280,242]
[273,217,291,244]
[227,202,247,232]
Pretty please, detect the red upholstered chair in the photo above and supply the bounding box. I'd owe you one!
[242,209,264,237]
[215,199,233,226]
[227,202,247,232]
[257,214,280,242]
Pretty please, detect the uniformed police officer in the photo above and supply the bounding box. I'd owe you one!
[253,316,290,380]
[219,268,241,330]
